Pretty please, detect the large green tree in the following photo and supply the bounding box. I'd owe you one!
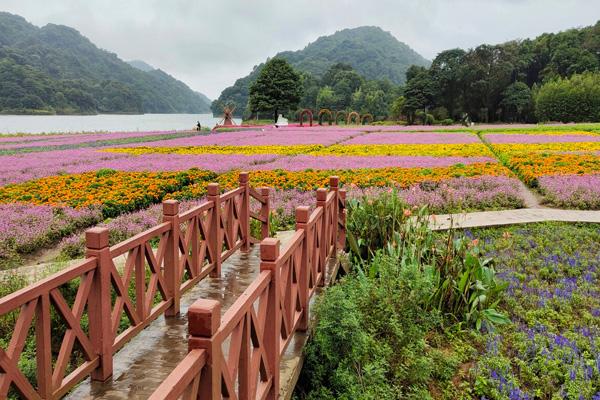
[248,58,302,121]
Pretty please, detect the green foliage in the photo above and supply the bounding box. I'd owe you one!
[346,192,508,331]
[345,190,412,263]
[0,12,211,115]
[500,82,533,122]
[389,95,406,120]
[403,21,600,123]
[296,248,455,399]
[535,71,600,122]
[427,234,509,331]
[248,58,302,121]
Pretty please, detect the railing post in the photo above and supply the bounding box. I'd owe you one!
[329,176,339,257]
[316,188,327,286]
[338,189,347,250]
[260,238,281,399]
[296,206,310,331]
[208,183,222,277]
[260,187,271,239]
[163,200,181,317]
[188,299,221,400]
[86,227,113,381]
[239,172,251,252]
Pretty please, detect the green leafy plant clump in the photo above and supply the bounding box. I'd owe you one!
[298,192,600,399]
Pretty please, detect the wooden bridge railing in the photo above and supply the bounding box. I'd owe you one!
[0,172,269,400]
[150,177,346,400]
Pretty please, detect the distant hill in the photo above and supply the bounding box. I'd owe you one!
[0,12,211,115]
[212,26,430,116]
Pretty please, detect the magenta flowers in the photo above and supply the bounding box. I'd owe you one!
[538,174,600,209]
[251,155,497,171]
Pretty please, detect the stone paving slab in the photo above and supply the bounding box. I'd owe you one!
[430,208,600,230]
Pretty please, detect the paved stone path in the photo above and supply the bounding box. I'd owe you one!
[429,208,600,230]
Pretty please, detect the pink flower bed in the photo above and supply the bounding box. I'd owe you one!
[485,134,600,144]
[0,149,276,185]
[113,130,266,147]
[538,174,600,209]
[344,132,479,145]
[251,155,496,171]
[246,129,362,145]
[0,130,188,150]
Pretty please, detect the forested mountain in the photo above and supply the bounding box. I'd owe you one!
[402,20,600,123]
[212,26,430,116]
[0,12,211,115]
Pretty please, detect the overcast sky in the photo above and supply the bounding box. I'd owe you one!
[2,0,599,98]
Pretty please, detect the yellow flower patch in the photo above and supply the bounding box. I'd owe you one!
[485,130,599,136]
[105,143,493,158]
[493,142,600,156]
[311,144,493,157]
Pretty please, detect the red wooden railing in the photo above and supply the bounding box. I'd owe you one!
[150,177,346,400]
[0,172,269,400]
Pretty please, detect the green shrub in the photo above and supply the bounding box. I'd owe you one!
[535,72,600,122]
[345,190,417,263]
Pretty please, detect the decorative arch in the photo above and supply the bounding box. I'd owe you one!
[334,111,347,125]
[347,111,360,125]
[299,109,313,127]
[361,113,374,125]
[318,108,333,126]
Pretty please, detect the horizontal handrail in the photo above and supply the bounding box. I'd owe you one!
[0,258,96,315]
[220,186,244,201]
[147,349,207,400]
[178,199,214,222]
[109,221,171,258]
[249,186,268,204]
[217,270,271,339]
[276,230,304,266]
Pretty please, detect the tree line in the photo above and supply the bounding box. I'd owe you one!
[241,21,600,124]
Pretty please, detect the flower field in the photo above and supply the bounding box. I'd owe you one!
[2,123,600,270]
[484,130,600,208]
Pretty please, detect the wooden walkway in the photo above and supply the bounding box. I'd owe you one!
[430,208,600,230]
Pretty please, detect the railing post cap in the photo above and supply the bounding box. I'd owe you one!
[260,238,280,261]
[329,176,339,187]
[316,188,327,201]
[162,199,179,216]
[339,188,347,198]
[85,227,109,250]
[239,171,249,183]
[207,183,219,196]
[259,186,270,195]
[296,206,310,223]
[188,299,221,337]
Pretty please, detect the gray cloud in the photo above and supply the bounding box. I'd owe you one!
[1,0,599,98]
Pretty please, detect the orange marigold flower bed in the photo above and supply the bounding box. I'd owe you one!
[508,153,600,185]
[167,163,512,200]
[0,168,216,218]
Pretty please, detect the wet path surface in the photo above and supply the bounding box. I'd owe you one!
[67,232,295,400]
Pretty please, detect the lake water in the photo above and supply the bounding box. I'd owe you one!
[0,113,241,134]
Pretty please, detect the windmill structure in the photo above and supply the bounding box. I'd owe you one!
[217,105,236,127]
